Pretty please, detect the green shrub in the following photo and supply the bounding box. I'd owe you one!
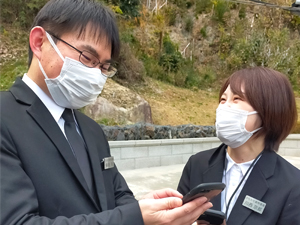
[115,43,145,84]
[238,5,246,19]
[172,0,188,9]
[184,63,216,89]
[200,27,207,38]
[142,55,171,82]
[108,0,140,18]
[184,68,201,88]
[110,5,123,15]
[1,0,48,28]
[213,0,229,24]
[200,66,216,86]
[225,28,300,90]
[169,13,177,26]
[233,19,246,39]
[159,34,183,74]
[226,32,267,68]
[290,14,300,30]
[159,52,183,73]
[142,33,186,85]
[162,34,178,54]
[164,6,177,26]
[186,1,194,9]
[174,71,186,87]
[195,0,213,14]
[120,28,138,45]
[218,26,233,59]
[185,16,194,33]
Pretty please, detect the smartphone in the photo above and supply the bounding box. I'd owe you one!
[197,209,226,225]
[182,182,225,204]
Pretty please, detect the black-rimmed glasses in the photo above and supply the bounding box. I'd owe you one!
[48,32,117,78]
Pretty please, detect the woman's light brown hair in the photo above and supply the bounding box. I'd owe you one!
[219,67,297,151]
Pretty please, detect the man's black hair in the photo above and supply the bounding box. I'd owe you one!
[28,0,120,67]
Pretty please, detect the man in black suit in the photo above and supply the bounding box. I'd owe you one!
[0,0,212,224]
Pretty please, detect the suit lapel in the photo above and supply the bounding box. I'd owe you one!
[227,150,277,224]
[11,78,100,210]
[75,111,108,211]
[203,144,227,210]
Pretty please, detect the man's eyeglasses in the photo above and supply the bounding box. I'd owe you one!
[48,32,117,78]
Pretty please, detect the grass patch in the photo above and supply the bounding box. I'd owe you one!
[132,76,219,126]
[96,118,123,126]
[1,57,27,91]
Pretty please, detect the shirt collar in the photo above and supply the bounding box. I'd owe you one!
[225,151,255,176]
[22,74,65,123]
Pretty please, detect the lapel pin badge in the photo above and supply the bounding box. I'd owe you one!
[242,195,266,214]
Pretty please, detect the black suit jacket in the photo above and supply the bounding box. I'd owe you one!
[0,78,144,225]
[178,144,300,225]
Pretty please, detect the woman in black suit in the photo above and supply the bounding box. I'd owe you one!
[177,67,300,225]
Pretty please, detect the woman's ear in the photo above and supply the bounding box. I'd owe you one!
[29,26,46,60]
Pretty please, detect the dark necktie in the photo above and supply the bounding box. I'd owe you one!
[62,109,94,191]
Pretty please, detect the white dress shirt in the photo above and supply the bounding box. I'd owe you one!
[221,151,260,218]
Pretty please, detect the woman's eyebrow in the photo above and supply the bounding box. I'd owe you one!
[233,91,245,96]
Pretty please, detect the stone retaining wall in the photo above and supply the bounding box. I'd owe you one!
[101,123,216,141]
[110,134,300,171]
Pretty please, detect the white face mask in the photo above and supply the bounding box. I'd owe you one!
[38,32,107,109]
[215,104,261,148]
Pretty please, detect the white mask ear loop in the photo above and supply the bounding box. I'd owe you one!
[45,32,65,62]
[38,60,49,79]
[39,32,65,79]
[247,111,258,115]
[250,127,262,134]
[246,111,262,133]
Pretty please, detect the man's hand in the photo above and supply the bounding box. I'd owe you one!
[141,188,183,200]
[139,192,213,225]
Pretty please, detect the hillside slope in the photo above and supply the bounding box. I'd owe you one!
[1,0,299,131]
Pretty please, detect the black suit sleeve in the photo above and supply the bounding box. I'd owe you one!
[276,174,300,225]
[177,155,193,196]
[0,119,144,225]
[112,166,139,206]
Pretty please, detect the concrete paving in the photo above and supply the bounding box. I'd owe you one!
[119,156,300,200]
[120,164,185,200]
